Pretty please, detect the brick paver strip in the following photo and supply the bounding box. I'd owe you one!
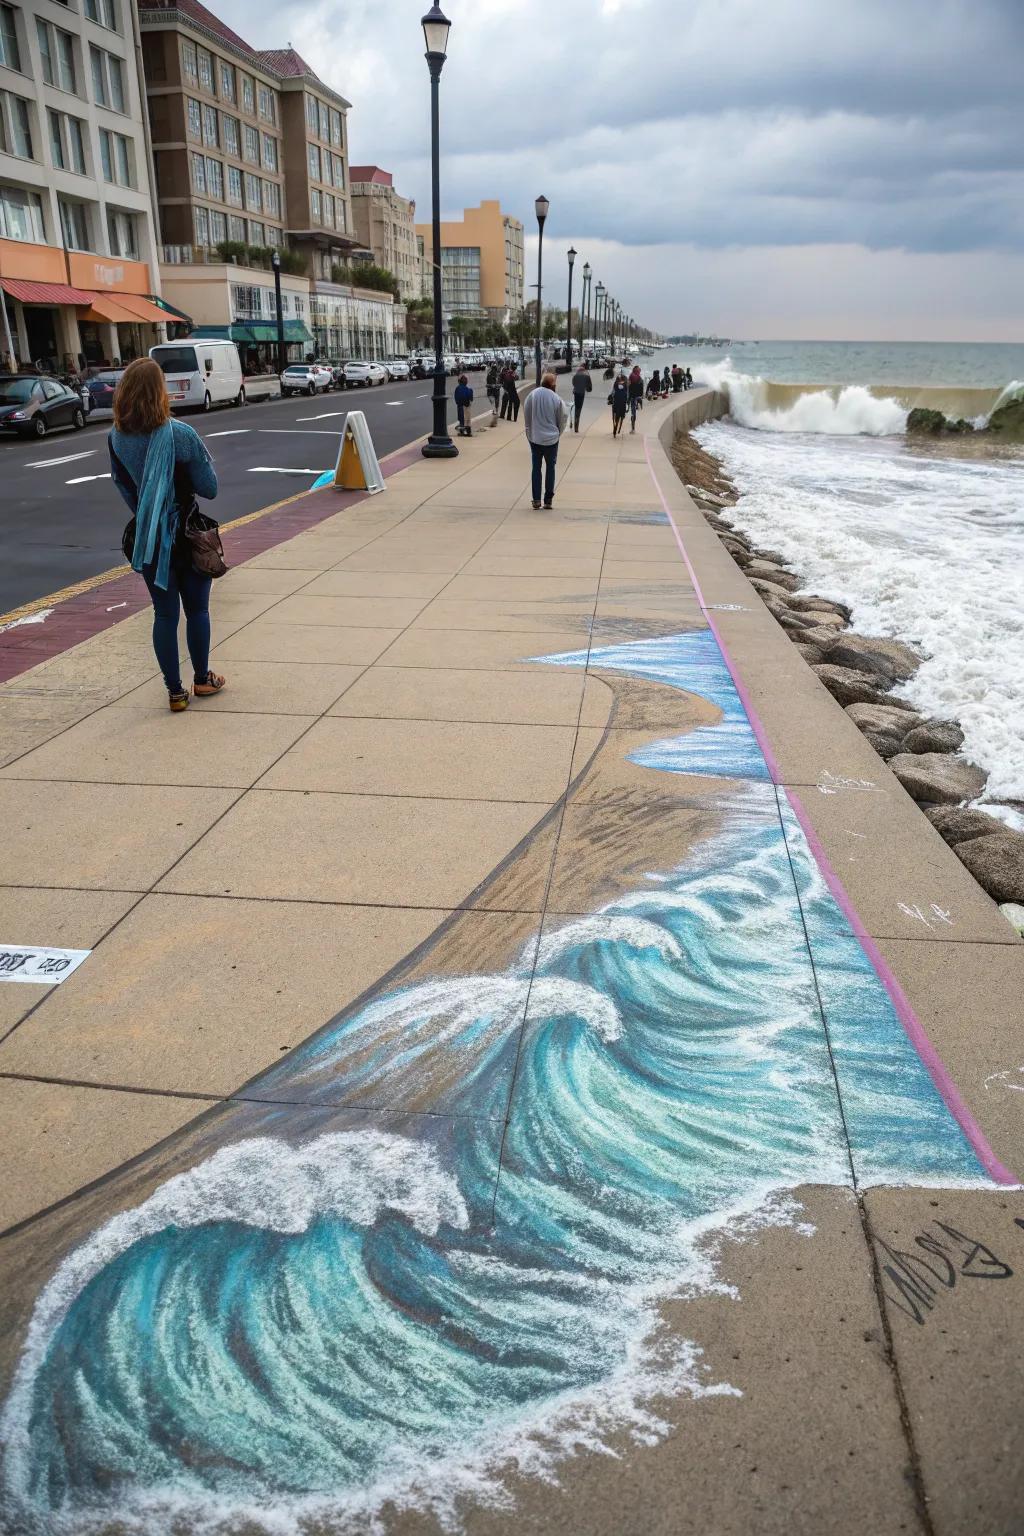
[0,440,423,685]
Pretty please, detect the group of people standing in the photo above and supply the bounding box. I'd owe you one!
[485,362,522,423]
[609,362,694,435]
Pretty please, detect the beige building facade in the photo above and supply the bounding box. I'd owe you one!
[349,165,420,301]
[414,199,523,325]
[0,0,167,368]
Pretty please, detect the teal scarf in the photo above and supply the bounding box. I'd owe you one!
[130,420,178,590]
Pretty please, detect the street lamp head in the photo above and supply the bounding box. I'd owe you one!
[567,246,577,268]
[421,4,451,64]
[271,249,280,271]
[596,281,604,296]
[535,194,550,226]
[583,261,591,280]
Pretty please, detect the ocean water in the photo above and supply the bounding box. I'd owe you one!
[0,629,996,1536]
[679,345,1024,805]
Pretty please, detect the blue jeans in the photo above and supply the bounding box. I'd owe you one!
[530,441,559,505]
[142,560,213,692]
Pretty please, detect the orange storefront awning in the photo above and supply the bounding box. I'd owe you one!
[78,292,140,324]
[109,293,171,325]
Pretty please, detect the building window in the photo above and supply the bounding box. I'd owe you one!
[243,172,261,211]
[304,93,317,133]
[242,123,258,163]
[99,126,131,185]
[240,73,254,114]
[307,143,320,182]
[332,153,344,190]
[336,198,346,233]
[228,213,245,241]
[181,39,197,83]
[107,207,137,258]
[257,84,275,123]
[247,219,264,246]
[210,208,226,242]
[317,101,329,141]
[1,4,21,71]
[261,132,276,172]
[329,108,341,147]
[37,20,78,94]
[205,156,223,201]
[201,102,217,146]
[196,46,212,90]
[323,193,334,229]
[1,92,33,160]
[226,163,242,206]
[84,0,119,30]
[222,114,239,157]
[191,150,206,194]
[186,97,200,138]
[58,198,90,251]
[218,61,234,101]
[49,110,86,173]
[194,204,209,246]
[265,223,281,248]
[90,46,124,111]
[0,183,45,241]
[310,188,321,223]
[264,179,279,217]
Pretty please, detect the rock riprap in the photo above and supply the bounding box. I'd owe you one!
[889,753,988,805]
[954,833,1024,905]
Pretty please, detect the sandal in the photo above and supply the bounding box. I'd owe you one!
[193,671,226,697]
[169,689,190,712]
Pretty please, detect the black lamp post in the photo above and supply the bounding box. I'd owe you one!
[595,282,604,356]
[421,5,457,459]
[581,261,591,362]
[533,194,549,383]
[271,249,285,375]
[565,246,576,373]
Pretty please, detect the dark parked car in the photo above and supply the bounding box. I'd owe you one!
[84,367,125,414]
[0,374,88,438]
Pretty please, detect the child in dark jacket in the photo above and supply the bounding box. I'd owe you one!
[454,374,474,436]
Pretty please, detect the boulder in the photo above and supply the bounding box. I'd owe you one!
[846,703,924,737]
[749,577,797,603]
[720,538,752,566]
[906,408,947,435]
[999,902,1024,936]
[794,644,825,665]
[746,559,799,590]
[800,625,846,651]
[902,718,965,755]
[789,594,853,621]
[954,832,1024,905]
[825,633,922,682]
[808,611,847,631]
[754,547,789,567]
[813,664,893,708]
[776,608,817,633]
[689,487,735,508]
[986,398,1024,441]
[921,805,1007,846]
[889,752,987,805]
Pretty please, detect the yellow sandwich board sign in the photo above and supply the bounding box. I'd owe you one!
[333,410,386,494]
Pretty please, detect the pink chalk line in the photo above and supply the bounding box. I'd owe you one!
[641,430,1017,1186]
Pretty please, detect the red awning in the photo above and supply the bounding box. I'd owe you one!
[0,278,94,306]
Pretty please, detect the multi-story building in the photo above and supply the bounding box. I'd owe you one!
[349,165,420,301]
[139,5,355,273]
[414,199,523,327]
[0,0,168,370]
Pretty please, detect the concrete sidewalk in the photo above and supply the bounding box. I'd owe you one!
[0,390,1021,1535]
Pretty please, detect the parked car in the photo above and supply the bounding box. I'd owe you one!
[343,361,388,387]
[280,363,332,397]
[325,360,349,388]
[0,374,88,438]
[384,359,410,381]
[83,367,125,414]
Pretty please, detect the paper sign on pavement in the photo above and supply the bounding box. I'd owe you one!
[0,944,90,984]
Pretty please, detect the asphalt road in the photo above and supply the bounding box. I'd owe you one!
[0,374,459,616]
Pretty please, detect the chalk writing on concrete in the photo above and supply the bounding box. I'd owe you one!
[897,902,955,930]
[816,771,877,797]
[878,1218,1013,1326]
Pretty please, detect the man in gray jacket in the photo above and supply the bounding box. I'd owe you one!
[571,362,593,432]
[523,371,566,509]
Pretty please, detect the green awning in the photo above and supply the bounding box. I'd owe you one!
[191,321,314,346]
[148,294,193,326]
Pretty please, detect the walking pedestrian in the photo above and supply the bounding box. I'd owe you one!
[485,361,501,421]
[454,373,474,436]
[571,361,592,432]
[501,365,521,422]
[628,366,644,432]
[610,373,628,436]
[108,357,224,713]
[523,370,565,509]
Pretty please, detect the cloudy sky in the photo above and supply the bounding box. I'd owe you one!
[219,0,1022,340]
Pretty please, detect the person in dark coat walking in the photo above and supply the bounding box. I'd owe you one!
[501,365,520,422]
[610,374,628,437]
[485,362,501,420]
[627,366,644,432]
[571,362,592,432]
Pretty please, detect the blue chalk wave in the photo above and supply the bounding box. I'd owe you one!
[0,632,989,1535]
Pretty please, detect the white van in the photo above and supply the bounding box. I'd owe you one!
[149,339,244,411]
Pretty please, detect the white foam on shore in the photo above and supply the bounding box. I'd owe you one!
[694,361,907,435]
[692,420,1024,801]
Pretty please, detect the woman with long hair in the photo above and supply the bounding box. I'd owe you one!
[610,373,628,437]
[109,358,224,712]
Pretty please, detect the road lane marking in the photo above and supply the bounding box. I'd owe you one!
[205,429,251,437]
[248,466,325,474]
[65,472,112,484]
[296,411,346,421]
[258,428,339,435]
[0,608,53,634]
[25,450,96,468]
